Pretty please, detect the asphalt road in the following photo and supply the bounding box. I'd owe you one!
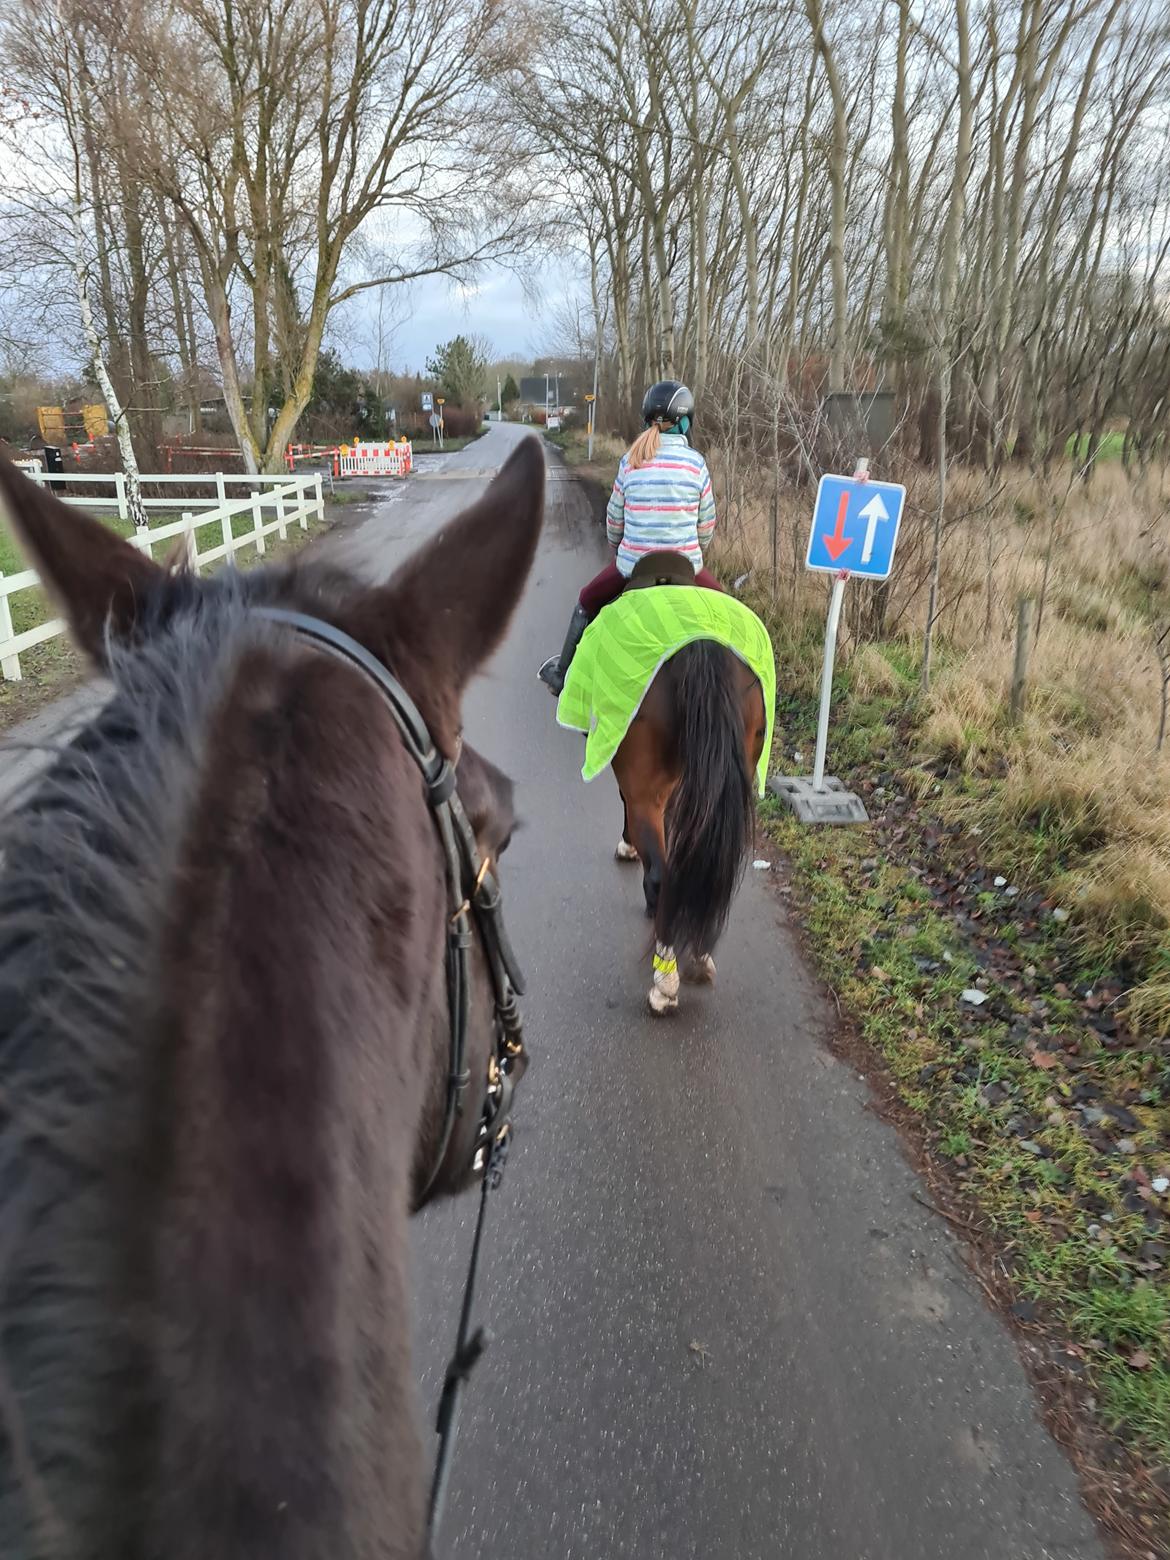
[336,425,1104,1560]
[1,425,1105,1559]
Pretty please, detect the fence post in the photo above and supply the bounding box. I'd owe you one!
[215,472,227,514]
[0,577,21,681]
[182,511,199,572]
[114,472,128,524]
[1010,595,1034,720]
[312,473,323,525]
[221,503,236,567]
[251,492,266,555]
[275,482,288,541]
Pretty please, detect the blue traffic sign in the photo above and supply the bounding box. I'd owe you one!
[805,474,906,580]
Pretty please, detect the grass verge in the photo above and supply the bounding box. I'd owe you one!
[761,661,1170,1552]
[412,431,486,456]
[543,425,626,469]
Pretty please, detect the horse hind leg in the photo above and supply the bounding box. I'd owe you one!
[615,792,639,862]
[649,941,680,1015]
[683,952,717,986]
[635,812,666,920]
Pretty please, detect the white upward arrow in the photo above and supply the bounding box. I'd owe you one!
[858,493,890,564]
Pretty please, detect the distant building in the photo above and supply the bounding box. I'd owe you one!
[517,373,586,417]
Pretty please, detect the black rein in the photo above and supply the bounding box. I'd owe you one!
[252,607,526,1552]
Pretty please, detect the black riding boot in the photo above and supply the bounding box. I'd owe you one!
[538,604,589,695]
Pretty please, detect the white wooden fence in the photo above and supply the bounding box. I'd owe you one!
[0,470,325,681]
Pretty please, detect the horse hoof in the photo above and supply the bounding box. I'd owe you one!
[684,954,717,986]
[615,839,639,863]
[648,985,678,1016]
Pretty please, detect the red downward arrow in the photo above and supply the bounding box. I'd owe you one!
[822,492,853,561]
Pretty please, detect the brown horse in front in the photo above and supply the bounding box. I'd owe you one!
[611,635,767,1013]
[0,440,544,1559]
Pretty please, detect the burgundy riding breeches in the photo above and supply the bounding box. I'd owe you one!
[578,560,724,619]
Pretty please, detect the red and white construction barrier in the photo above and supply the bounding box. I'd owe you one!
[284,443,340,471]
[335,441,413,478]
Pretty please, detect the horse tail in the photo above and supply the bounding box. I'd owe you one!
[658,639,754,960]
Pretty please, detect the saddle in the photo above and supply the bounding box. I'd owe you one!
[623,551,697,592]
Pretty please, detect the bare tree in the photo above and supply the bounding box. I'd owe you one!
[0,1,149,522]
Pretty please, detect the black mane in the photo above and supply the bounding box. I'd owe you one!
[0,559,360,1555]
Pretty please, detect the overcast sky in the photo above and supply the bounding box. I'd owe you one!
[341,261,577,374]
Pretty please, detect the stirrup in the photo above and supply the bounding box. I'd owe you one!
[538,656,563,694]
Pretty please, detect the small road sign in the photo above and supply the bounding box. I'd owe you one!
[421,392,434,412]
[429,412,441,430]
[805,474,906,580]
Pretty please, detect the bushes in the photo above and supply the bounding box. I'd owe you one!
[401,405,480,440]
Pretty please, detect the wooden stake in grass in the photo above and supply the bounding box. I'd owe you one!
[1153,621,1170,753]
[770,486,779,601]
[1010,595,1034,720]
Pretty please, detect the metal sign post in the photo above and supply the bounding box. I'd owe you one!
[811,568,848,793]
[585,392,596,462]
[769,458,907,826]
[435,397,446,450]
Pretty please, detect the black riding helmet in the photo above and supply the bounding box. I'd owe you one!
[642,380,695,434]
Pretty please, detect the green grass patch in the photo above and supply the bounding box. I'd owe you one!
[541,426,588,463]
[416,432,486,455]
[1067,430,1125,462]
[764,735,1170,1468]
[323,487,371,506]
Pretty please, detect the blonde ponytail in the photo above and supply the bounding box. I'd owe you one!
[625,423,661,471]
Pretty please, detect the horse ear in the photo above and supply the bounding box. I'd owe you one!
[360,436,545,750]
[0,456,162,666]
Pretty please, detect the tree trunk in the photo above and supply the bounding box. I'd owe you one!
[71,193,147,529]
[158,198,201,435]
[804,0,849,393]
[693,184,709,396]
[121,176,162,464]
[922,358,949,691]
[201,264,262,474]
[921,0,971,688]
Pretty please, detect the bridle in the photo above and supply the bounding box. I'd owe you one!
[254,607,526,1550]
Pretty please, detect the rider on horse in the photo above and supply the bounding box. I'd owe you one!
[538,379,723,695]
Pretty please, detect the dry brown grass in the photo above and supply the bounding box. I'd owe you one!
[707,440,1170,1014]
[850,644,906,697]
[919,597,1170,996]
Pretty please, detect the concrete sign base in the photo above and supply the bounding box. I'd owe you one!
[768,774,869,825]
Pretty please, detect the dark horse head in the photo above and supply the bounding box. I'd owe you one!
[0,439,545,1559]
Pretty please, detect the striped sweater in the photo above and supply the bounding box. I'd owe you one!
[606,432,716,577]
